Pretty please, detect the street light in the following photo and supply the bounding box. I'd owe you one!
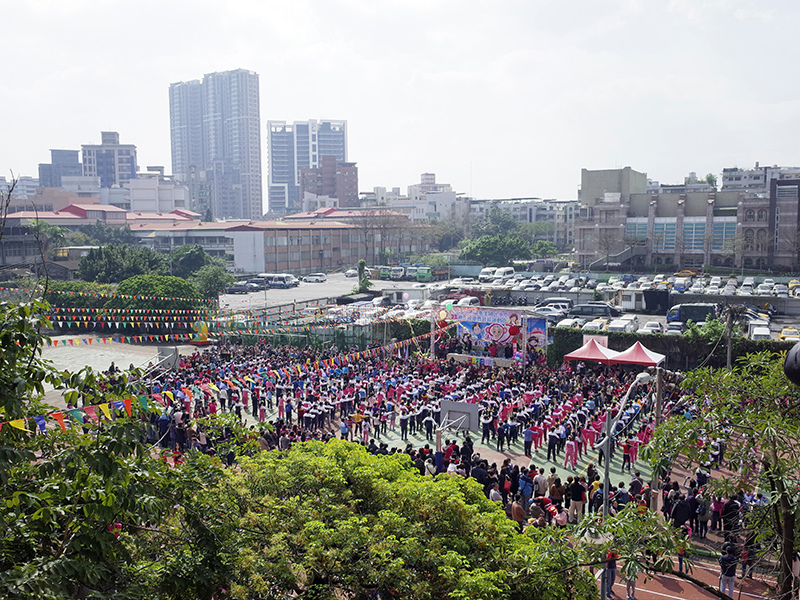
[596,370,651,599]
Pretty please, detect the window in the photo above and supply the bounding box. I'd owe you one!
[745,209,755,222]
[653,222,676,252]
[682,222,706,251]
[757,209,767,221]
[744,229,754,251]
[625,223,647,240]
[711,221,737,251]
[756,229,767,251]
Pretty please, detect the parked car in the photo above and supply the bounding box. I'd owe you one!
[270,274,300,288]
[245,278,268,290]
[534,306,567,318]
[665,322,685,335]
[456,296,481,307]
[582,319,609,331]
[556,318,584,328]
[225,282,252,294]
[303,273,327,283]
[638,321,664,334]
[780,327,800,340]
[607,319,636,333]
[344,268,359,277]
[773,284,789,297]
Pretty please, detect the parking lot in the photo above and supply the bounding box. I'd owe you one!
[219,270,800,340]
[219,272,401,311]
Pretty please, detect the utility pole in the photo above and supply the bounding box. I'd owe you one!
[650,366,664,513]
[726,308,734,370]
[430,307,436,358]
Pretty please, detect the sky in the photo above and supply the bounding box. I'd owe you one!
[2,0,799,209]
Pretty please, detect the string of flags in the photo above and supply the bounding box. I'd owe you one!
[51,307,214,315]
[5,324,456,437]
[0,287,215,305]
[0,397,142,435]
[45,334,194,347]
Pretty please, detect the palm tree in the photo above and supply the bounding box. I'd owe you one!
[27,219,68,260]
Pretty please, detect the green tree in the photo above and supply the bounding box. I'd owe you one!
[519,221,555,242]
[169,244,221,279]
[0,296,220,599]
[429,218,465,251]
[78,221,138,245]
[459,235,533,266]
[27,219,68,260]
[471,208,521,238]
[191,264,235,298]
[645,350,800,599]
[105,274,203,311]
[77,244,167,283]
[199,440,598,599]
[705,172,718,188]
[356,258,372,293]
[532,240,558,258]
[204,207,213,222]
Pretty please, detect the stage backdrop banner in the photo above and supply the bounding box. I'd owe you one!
[449,308,546,349]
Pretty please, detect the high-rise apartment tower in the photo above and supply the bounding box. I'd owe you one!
[169,69,262,220]
[267,119,347,213]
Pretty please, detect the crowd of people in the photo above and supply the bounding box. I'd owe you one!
[128,340,664,519]
[77,337,774,599]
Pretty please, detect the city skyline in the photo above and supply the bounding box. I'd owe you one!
[2,0,800,205]
[169,69,262,220]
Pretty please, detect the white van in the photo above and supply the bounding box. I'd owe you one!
[494,266,516,280]
[750,326,771,341]
[270,274,299,288]
[478,267,497,283]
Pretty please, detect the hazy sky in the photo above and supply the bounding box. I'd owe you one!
[2,0,798,207]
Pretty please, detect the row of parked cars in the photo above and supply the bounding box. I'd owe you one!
[225,272,328,294]
[537,298,679,335]
[597,273,797,298]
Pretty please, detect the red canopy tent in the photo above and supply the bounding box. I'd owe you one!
[609,341,665,367]
[563,338,621,365]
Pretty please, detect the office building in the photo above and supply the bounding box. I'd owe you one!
[299,155,359,208]
[575,165,800,270]
[81,132,137,188]
[169,69,262,220]
[39,150,82,188]
[267,119,347,213]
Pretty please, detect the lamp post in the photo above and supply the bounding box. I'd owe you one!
[597,370,652,599]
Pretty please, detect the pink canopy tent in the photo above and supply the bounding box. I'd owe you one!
[609,341,665,367]
[563,338,621,365]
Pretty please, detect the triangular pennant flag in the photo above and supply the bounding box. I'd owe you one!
[84,406,99,423]
[138,396,148,411]
[9,419,28,431]
[99,403,111,420]
[51,411,66,432]
[123,398,133,417]
[33,415,47,433]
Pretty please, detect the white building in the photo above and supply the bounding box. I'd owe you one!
[127,167,190,213]
[362,174,470,224]
[721,162,800,192]
[0,176,40,199]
